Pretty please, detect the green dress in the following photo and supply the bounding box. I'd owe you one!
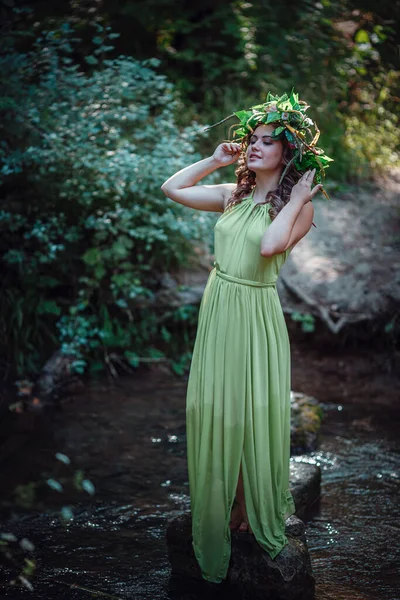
[185,191,297,583]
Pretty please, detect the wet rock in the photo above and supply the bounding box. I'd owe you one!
[289,461,321,520]
[167,513,315,600]
[228,514,314,600]
[351,415,374,432]
[34,350,84,406]
[167,461,319,599]
[290,392,324,454]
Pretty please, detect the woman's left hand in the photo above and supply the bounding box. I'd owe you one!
[290,168,323,206]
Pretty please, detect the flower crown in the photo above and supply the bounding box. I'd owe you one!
[207,88,334,197]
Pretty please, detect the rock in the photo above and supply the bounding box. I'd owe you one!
[228,514,314,600]
[159,272,179,289]
[152,285,206,308]
[289,461,321,520]
[166,461,320,599]
[167,513,315,600]
[278,185,399,335]
[351,415,374,432]
[290,392,324,454]
[33,350,84,407]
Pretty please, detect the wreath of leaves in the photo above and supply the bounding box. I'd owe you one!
[207,88,334,191]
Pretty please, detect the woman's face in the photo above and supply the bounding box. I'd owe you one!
[245,123,284,173]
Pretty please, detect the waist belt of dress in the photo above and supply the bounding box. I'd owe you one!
[213,262,276,288]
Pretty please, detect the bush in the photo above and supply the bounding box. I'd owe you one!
[342,71,400,177]
[0,23,215,377]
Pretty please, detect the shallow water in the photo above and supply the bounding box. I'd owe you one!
[295,402,399,600]
[0,373,399,600]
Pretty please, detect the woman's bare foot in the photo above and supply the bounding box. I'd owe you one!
[238,521,253,533]
[229,501,243,530]
[234,466,253,534]
[230,499,253,533]
[237,505,253,534]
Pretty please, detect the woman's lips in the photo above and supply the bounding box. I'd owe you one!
[249,154,261,160]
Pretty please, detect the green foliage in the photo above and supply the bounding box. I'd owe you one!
[0,19,214,377]
[11,452,96,513]
[13,483,37,510]
[290,311,316,333]
[343,71,400,177]
[114,0,398,182]
[0,532,36,592]
[1,451,96,591]
[220,89,335,185]
[1,2,399,376]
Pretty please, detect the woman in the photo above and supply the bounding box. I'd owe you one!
[161,91,332,583]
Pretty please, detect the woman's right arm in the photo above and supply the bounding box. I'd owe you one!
[161,143,241,213]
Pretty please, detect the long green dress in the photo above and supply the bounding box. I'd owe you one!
[185,190,297,583]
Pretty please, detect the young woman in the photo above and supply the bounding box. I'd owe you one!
[161,91,331,584]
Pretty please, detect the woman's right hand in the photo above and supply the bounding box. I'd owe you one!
[212,142,241,166]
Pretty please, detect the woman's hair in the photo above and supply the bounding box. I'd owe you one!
[225,122,303,220]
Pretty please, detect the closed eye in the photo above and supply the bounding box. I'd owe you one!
[249,135,273,146]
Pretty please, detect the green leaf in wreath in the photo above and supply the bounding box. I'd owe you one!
[266,111,281,124]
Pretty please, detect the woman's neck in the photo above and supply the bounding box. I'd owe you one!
[253,171,281,202]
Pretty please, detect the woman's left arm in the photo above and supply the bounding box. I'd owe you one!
[260,168,322,257]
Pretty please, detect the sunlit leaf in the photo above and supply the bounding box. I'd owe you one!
[1,533,18,542]
[19,538,35,552]
[355,29,369,44]
[55,452,71,465]
[60,506,74,522]
[81,479,95,495]
[46,478,63,492]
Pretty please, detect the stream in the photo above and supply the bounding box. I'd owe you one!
[0,343,399,600]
